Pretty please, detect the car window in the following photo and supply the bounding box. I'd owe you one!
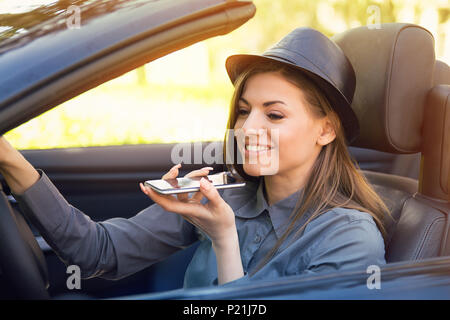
[4,41,235,150]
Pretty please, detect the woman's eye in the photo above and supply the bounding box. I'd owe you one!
[237,108,249,116]
[268,113,283,120]
[236,108,283,120]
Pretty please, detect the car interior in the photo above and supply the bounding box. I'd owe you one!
[333,23,450,264]
[0,20,449,299]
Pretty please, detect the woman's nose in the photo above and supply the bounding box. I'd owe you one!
[239,112,271,145]
[240,110,265,133]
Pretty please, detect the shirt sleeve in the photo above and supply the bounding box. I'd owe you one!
[302,217,386,276]
[12,169,198,280]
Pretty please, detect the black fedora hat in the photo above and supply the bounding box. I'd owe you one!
[225,27,360,145]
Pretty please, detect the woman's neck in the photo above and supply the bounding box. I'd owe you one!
[263,168,310,206]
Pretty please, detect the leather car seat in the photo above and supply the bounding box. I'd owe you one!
[388,59,450,180]
[333,23,450,262]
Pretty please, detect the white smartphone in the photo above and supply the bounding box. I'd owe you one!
[144,171,246,195]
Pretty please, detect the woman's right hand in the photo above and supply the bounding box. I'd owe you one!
[140,163,245,284]
[140,163,238,246]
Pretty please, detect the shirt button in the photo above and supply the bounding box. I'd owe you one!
[254,235,262,243]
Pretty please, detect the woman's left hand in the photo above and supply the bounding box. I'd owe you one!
[140,172,237,246]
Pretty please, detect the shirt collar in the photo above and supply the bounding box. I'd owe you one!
[235,177,309,239]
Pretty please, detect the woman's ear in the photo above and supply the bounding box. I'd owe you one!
[317,118,336,146]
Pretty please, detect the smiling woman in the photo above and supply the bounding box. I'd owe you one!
[139,27,392,287]
[220,37,392,276]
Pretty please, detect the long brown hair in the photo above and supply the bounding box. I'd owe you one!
[222,60,393,275]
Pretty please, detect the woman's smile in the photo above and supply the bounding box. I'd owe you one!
[236,131,277,166]
[245,144,272,152]
[244,143,274,162]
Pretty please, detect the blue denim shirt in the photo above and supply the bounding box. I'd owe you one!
[13,170,386,288]
[184,175,386,287]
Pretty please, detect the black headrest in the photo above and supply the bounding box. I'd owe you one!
[333,23,435,154]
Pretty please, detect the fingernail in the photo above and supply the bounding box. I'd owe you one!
[200,177,211,189]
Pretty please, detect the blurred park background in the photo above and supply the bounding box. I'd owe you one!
[1,0,449,149]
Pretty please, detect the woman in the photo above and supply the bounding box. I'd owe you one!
[0,28,390,288]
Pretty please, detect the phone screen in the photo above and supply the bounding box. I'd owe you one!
[145,172,245,194]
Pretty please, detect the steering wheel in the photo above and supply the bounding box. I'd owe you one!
[0,184,49,299]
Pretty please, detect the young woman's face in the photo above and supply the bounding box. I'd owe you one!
[233,71,332,178]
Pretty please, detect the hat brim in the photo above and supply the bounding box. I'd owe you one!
[225,54,360,145]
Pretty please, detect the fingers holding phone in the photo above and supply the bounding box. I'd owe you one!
[184,167,214,179]
[182,166,214,202]
[175,165,213,202]
[161,163,182,180]
[140,163,213,203]
[140,166,238,244]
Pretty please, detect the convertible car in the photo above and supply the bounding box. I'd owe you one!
[0,0,449,300]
